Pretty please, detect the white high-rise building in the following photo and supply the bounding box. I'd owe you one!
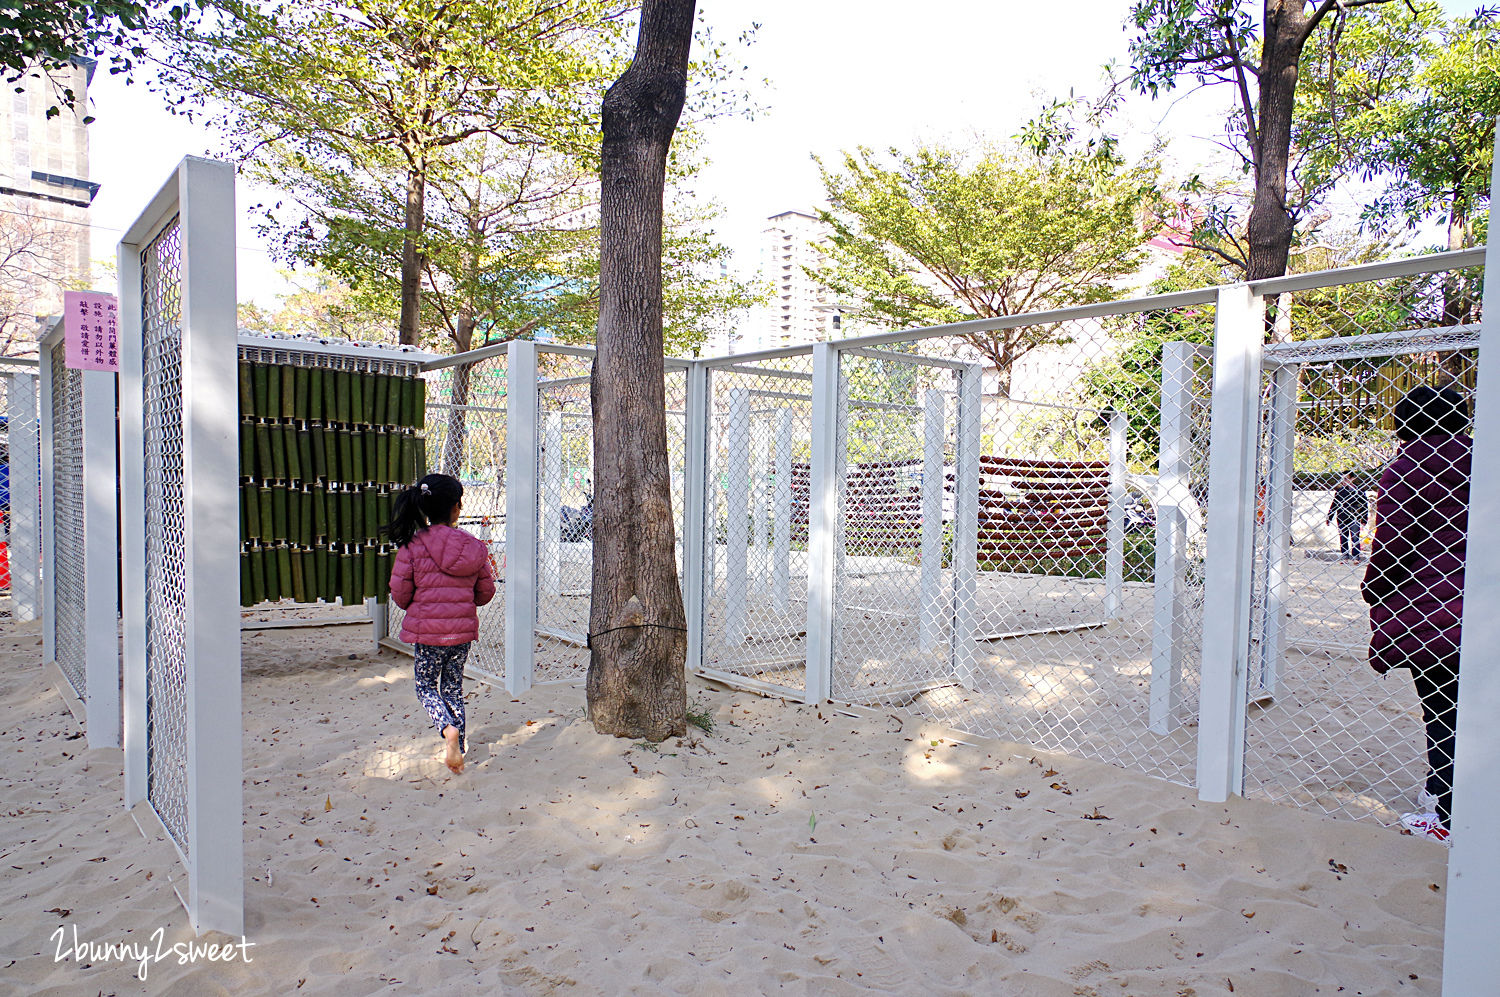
[751,210,846,353]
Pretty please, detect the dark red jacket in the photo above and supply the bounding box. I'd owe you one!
[390,524,496,646]
[1361,435,1470,673]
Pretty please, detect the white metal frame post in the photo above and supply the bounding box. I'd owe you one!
[1196,284,1265,802]
[5,366,41,620]
[1442,136,1500,997]
[38,348,56,668]
[1255,360,1298,700]
[1104,409,1128,619]
[950,364,983,688]
[1150,342,1194,734]
[82,363,119,747]
[119,157,244,935]
[681,361,709,672]
[804,343,838,704]
[504,339,539,694]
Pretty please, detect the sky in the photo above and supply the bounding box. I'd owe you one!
[81,0,1482,307]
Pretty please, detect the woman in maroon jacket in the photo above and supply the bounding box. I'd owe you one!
[386,473,497,773]
[1361,384,1471,842]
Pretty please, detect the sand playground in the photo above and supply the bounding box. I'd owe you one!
[0,617,1449,996]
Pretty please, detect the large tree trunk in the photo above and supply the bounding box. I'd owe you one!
[586,0,695,740]
[1245,2,1307,282]
[398,167,427,346]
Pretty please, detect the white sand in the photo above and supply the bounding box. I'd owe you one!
[0,618,1448,995]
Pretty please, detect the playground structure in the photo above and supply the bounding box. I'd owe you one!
[16,155,1500,989]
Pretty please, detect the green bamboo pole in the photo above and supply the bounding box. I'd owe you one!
[350,428,366,483]
[363,430,377,482]
[323,426,339,482]
[339,490,354,544]
[350,369,364,423]
[399,434,415,482]
[308,367,324,423]
[415,436,427,480]
[350,485,366,541]
[362,545,377,602]
[240,421,255,478]
[294,365,310,421]
[298,486,314,546]
[336,369,352,424]
[339,430,353,486]
[271,486,288,541]
[242,481,260,541]
[240,550,252,606]
[255,423,273,480]
[269,423,288,481]
[257,487,273,542]
[379,546,394,604]
[297,429,313,485]
[372,373,388,425]
[285,423,302,482]
[252,362,270,419]
[291,547,308,604]
[362,373,378,424]
[340,546,355,606]
[322,368,338,425]
[310,425,327,482]
[386,375,403,427]
[249,545,266,605]
[363,486,378,541]
[280,365,296,420]
[238,362,253,417]
[386,430,402,483]
[277,545,293,601]
[311,483,327,540]
[264,542,281,602]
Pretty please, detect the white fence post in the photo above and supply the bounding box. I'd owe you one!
[504,339,538,694]
[7,369,41,620]
[1255,361,1298,700]
[1196,283,1264,803]
[1442,134,1500,997]
[118,223,146,811]
[38,354,56,668]
[81,367,119,749]
[1105,409,1127,620]
[919,388,945,652]
[804,343,838,704]
[724,387,750,645]
[682,361,709,672]
[772,407,792,613]
[950,364,983,688]
[1150,342,1194,734]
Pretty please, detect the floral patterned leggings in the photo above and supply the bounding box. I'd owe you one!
[414,642,471,751]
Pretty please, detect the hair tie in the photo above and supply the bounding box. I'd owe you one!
[420,482,431,495]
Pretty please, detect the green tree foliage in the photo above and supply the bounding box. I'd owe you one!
[811,101,1160,395]
[1127,0,1406,279]
[151,0,755,353]
[1079,253,1226,468]
[1,1,186,117]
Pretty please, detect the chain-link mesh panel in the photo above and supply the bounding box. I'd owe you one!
[0,371,39,624]
[409,355,509,681]
[828,306,1216,789]
[701,354,816,694]
[48,342,87,696]
[532,352,690,683]
[1244,267,1481,829]
[142,217,190,852]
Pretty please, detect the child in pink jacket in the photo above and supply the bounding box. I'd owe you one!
[386,473,496,773]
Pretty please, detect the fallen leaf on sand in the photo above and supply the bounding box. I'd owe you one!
[1014,789,1030,799]
[325,796,333,812]
[1082,808,1111,820]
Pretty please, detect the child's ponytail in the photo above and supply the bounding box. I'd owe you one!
[385,473,464,547]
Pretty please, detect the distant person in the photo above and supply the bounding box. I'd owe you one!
[1326,473,1370,562]
[1361,385,1471,844]
[385,473,496,774]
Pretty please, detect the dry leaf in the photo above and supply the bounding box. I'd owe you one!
[1014,789,1030,799]
[1241,910,1255,919]
[324,796,333,812]
[426,885,439,895]
[1042,768,1059,778]
[1082,808,1112,821]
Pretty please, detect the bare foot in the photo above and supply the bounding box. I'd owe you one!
[443,726,464,773]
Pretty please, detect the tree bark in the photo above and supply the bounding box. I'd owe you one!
[586,0,695,740]
[398,167,427,346]
[1245,1,1307,282]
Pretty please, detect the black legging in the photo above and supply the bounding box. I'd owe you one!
[1410,661,1460,826]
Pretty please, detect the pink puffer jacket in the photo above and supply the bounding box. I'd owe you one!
[390,524,496,646]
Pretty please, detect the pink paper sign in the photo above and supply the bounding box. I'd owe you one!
[63,291,120,372]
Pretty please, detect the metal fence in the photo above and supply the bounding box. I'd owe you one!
[0,361,40,625]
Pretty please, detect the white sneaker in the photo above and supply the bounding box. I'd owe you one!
[1400,811,1451,846]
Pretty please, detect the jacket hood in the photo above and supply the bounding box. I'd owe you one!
[413,524,486,575]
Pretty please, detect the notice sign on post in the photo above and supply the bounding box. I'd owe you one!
[64,291,120,372]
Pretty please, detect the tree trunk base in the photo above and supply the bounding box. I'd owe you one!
[586,627,687,740]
